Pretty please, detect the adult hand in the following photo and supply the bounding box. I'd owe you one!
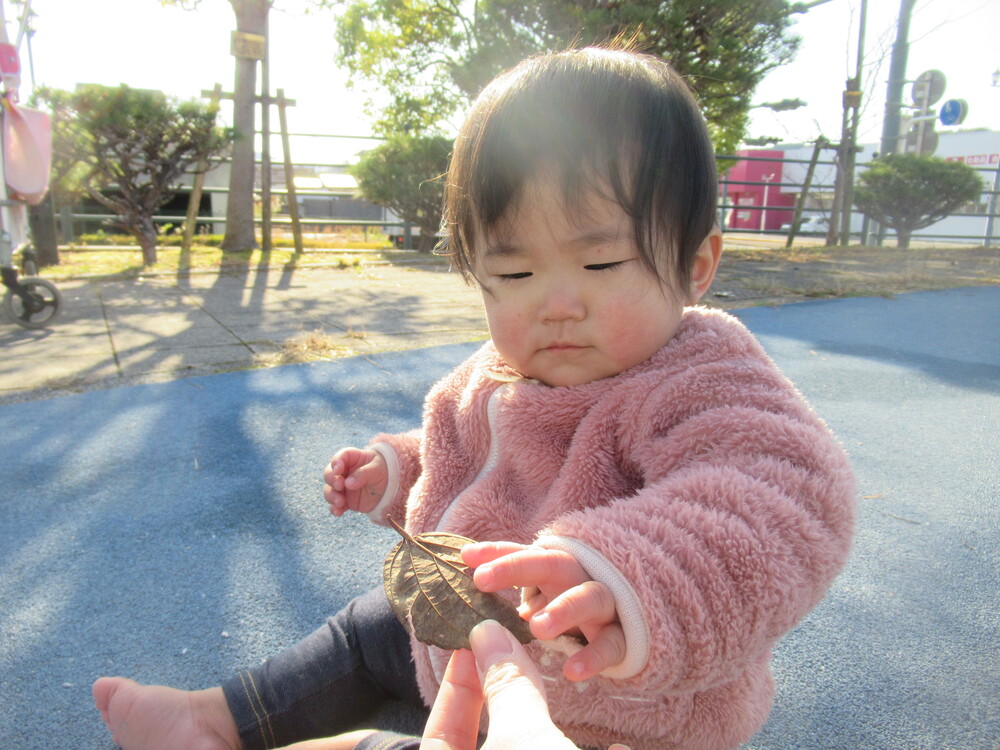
[421,619,630,750]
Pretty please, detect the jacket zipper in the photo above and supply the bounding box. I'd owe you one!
[437,383,506,530]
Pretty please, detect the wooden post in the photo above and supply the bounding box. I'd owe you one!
[59,204,74,244]
[276,88,303,255]
[184,84,223,252]
[199,76,298,255]
[260,17,272,253]
[785,137,826,249]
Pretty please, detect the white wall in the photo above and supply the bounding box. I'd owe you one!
[777,129,1000,244]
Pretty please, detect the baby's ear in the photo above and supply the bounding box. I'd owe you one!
[687,228,722,304]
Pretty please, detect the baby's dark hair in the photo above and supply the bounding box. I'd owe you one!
[442,46,718,288]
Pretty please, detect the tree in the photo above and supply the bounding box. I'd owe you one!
[221,0,271,252]
[162,0,274,252]
[351,136,451,252]
[28,87,93,266]
[329,0,799,155]
[853,154,983,250]
[31,88,90,213]
[65,85,233,265]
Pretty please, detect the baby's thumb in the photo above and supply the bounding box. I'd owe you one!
[344,461,375,489]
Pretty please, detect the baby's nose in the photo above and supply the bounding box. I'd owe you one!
[539,282,586,322]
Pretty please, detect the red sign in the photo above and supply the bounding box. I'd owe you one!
[947,154,1000,166]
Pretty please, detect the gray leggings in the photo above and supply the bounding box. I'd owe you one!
[221,587,426,750]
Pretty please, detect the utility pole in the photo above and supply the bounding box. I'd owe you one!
[880,0,918,157]
[870,0,917,245]
[839,0,867,245]
[261,12,272,253]
[827,0,867,246]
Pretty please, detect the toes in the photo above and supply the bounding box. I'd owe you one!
[92,676,137,731]
[93,676,121,717]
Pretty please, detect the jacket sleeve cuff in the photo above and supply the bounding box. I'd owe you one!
[534,535,650,680]
[366,442,400,525]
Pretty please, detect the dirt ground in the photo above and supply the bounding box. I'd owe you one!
[705,243,1000,310]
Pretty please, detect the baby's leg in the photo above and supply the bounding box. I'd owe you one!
[222,588,422,746]
[94,589,421,750]
[92,677,240,750]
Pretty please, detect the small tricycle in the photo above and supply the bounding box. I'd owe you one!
[0,0,60,329]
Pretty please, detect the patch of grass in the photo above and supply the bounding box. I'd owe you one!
[34,244,431,280]
[723,244,833,264]
[257,330,357,367]
[708,243,998,309]
[74,231,392,251]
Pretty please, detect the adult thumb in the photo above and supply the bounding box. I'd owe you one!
[469,620,576,749]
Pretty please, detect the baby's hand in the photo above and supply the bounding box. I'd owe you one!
[462,542,625,682]
[323,448,388,517]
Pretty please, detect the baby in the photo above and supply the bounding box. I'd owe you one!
[95,45,855,750]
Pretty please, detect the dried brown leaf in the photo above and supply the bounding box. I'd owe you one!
[382,518,533,650]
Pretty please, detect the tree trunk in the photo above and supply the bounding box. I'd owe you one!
[896,225,912,250]
[221,0,270,253]
[28,194,60,266]
[136,215,159,266]
[417,231,439,253]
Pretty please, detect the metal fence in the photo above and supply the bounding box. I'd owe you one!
[718,152,1000,247]
[55,150,415,247]
[55,148,1000,249]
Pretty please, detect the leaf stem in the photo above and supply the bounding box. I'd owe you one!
[388,516,472,575]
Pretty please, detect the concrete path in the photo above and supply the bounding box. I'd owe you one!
[1,286,997,749]
[0,262,488,403]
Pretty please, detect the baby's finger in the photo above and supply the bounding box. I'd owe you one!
[472,548,587,593]
[460,540,529,569]
[323,486,347,516]
[530,581,617,641]
[563,622,627,682]
[343,459,384,490]
[516,590,549,620]
[323,460,347,491]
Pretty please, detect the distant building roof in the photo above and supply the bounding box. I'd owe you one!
[320,173,358,190]
[292,173,358,192]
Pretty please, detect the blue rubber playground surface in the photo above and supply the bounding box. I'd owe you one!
[2,287,998,749]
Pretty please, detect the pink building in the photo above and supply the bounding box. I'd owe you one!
[721,149,795,231]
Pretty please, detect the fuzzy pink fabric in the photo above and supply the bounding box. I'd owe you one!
[371,307,856,750]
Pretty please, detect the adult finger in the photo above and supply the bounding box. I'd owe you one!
[420,649,483,750]
[470,620,578,750]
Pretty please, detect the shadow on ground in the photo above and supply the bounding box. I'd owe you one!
[1,288,997,749]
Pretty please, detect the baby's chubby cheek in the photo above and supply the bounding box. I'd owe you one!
[486,317,533,366]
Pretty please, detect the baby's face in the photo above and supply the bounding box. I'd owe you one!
[473,182,688,387]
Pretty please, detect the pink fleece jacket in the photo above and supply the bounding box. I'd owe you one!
[366,306,856,750]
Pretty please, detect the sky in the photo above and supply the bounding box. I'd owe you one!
[11,0,1000,164]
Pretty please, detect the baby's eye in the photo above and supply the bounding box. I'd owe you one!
[498,272,532,281]
[584,261,626,272]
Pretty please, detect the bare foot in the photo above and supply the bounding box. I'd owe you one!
[93,677,241,750]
